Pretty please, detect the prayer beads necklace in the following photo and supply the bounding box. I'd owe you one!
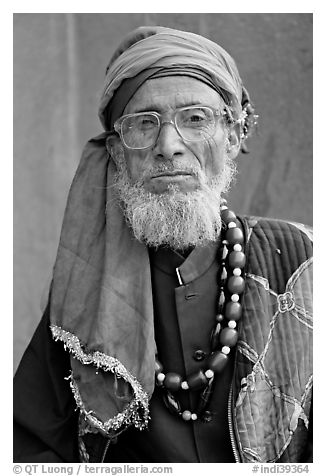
[154,202,246,422]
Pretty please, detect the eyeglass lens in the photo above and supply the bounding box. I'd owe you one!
[120,107,217,149]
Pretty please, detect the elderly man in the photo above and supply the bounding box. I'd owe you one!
[14,26,312,463]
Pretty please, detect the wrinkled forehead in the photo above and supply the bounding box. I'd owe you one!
[123,76,226,115]
[112,67,228,122]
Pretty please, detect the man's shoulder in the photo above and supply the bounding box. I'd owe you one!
[238,215,313,244]
[237,215,312,292]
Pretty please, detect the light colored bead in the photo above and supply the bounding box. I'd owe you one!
[181,381,189,390]
[233,244,242,251]
[191,413,198,421]
[231,294,240,302]
[205,369,214,379]
[233,267,241,276]
[182,410,192,421]
[157,372,165,383]
[228,320,237,329]
[222,239,228,245]
[222,346,231,355]
[220,205,228,210]
[228,221,237,229]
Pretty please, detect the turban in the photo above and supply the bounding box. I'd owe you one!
[49,26,252,446]
[98,26,245,131]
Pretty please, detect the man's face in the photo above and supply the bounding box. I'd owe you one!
[110,75,239,249]
[121,76,231,194]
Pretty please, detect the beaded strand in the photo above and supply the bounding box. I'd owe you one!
[154,202,246,421]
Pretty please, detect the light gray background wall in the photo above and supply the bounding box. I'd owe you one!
[13,13,312,372]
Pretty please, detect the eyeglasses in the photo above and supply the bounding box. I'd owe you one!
[113,105,232,150]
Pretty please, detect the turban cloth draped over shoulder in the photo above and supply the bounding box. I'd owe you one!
[49,26,247,441]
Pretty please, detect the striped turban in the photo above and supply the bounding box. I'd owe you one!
[99,26,248,131]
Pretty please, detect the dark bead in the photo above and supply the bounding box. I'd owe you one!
[228,250,246,269]
[227,276,245,294]
[221,245,229,261]
[225,302,242,321]
[164,372,182,391]
[193,349,206,361]
[154,359,163,375]
[220,328,238,347]
[207,351,228,372]
[187,369,208,390]
[220,267,228,285]
[196,376,215,415]
[210,323,221,351]
[217,290,225,313]
[163,391,181,415]
[225,227,244,245]
[201,410,213,423]
[221,209,237,225]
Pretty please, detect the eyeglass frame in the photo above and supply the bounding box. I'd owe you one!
[111,105,236,150]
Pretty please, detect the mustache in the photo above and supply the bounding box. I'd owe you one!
[141,162,202,182]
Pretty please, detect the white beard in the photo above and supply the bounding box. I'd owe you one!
[113,156,236,251]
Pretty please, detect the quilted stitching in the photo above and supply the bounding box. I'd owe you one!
[233,217,313,463]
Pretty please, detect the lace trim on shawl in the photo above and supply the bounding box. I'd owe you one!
[51,325,150,434]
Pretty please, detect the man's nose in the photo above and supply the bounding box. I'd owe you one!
[153,122,185,160]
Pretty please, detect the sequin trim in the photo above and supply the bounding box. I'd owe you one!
[51,325,150,434]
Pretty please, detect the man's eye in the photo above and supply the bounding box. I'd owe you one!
[189,114,205,123]
[137,116,157,128]
[182,113,207,127]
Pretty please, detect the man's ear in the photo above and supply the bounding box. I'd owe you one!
[106,134,124,166]
[226,123,241,160]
